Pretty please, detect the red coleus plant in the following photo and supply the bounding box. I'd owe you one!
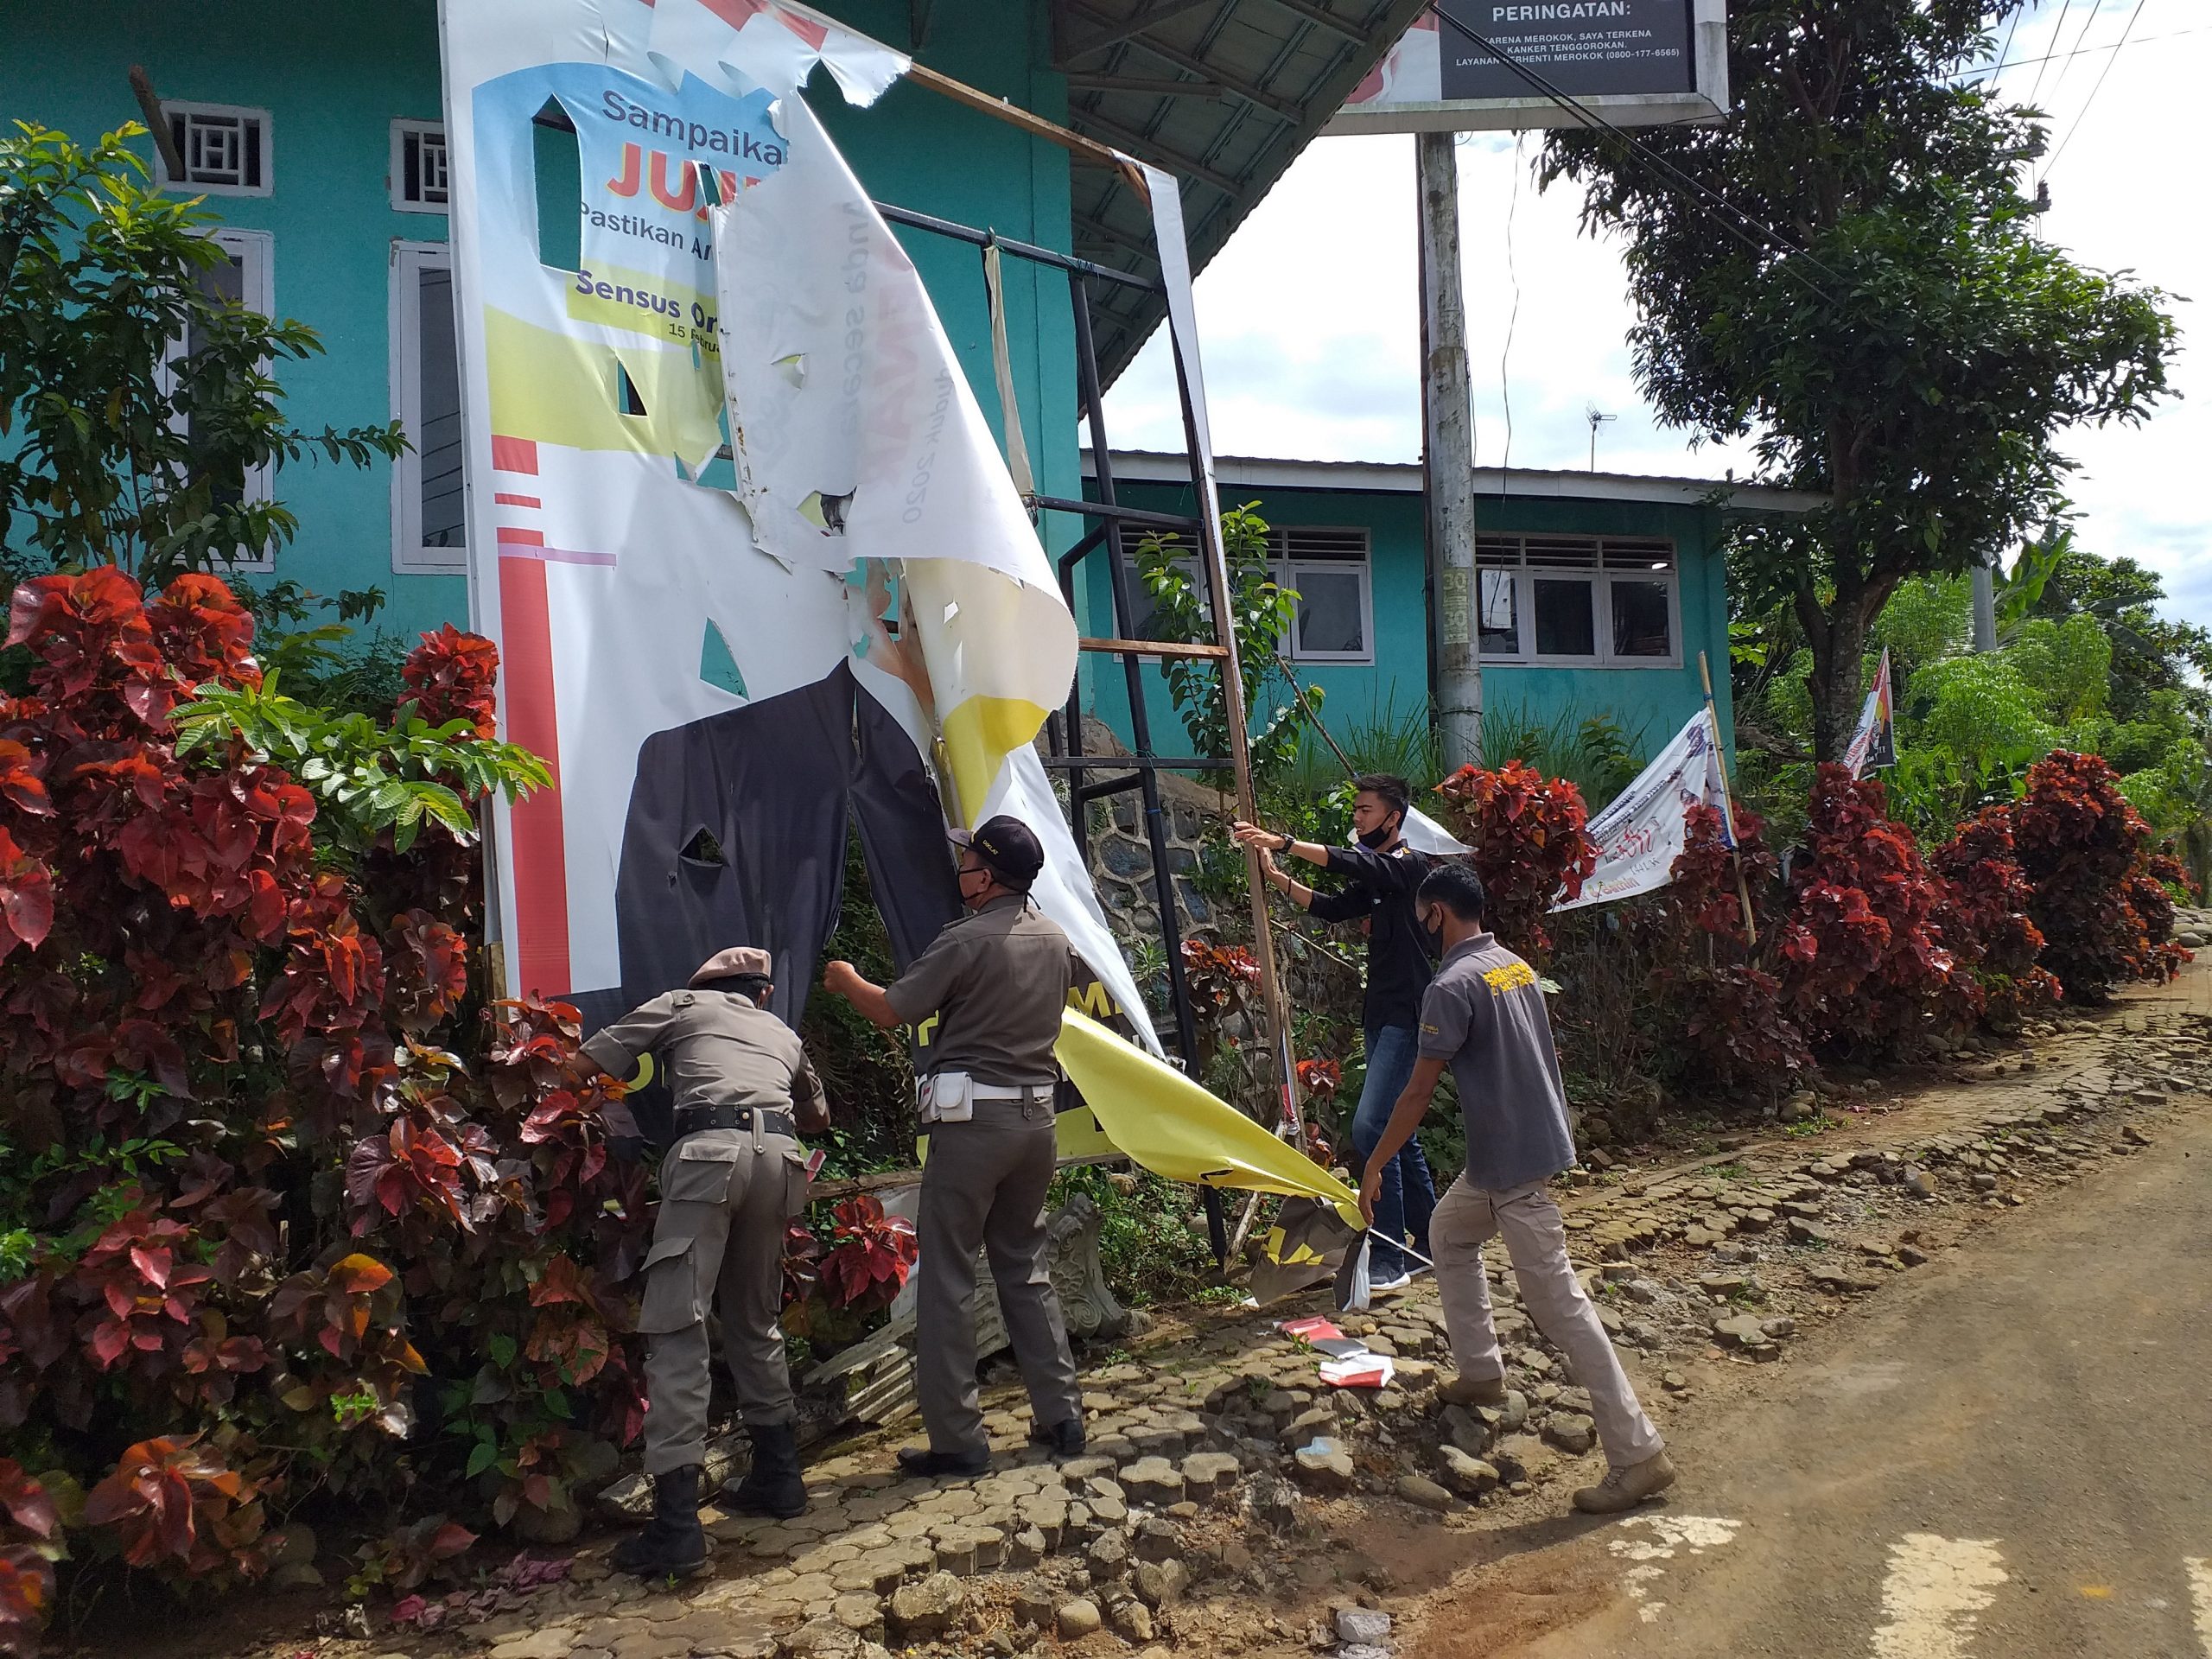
[401,625,500,741]
[817,1196,918,1313]
[0,569,649,1647]
[1929,805,2063,1031]
[2001,751,2190,1001]
[0,1461,61,1658]
[1783,766,1965,1053]
[1433,760,1596,962]
[79,1435,270,1581]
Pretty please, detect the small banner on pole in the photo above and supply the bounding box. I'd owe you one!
[1844,649,1897,779]
[1552,707,1732,912]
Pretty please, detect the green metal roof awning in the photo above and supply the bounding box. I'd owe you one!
[1041,0,1429,384]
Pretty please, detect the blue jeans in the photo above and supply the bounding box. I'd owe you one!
[1351,1024,1436,1280]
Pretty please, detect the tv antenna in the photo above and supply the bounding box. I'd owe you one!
[1586,404,1618,472]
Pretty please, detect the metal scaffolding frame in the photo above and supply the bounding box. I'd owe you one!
[875,198,1240,1263]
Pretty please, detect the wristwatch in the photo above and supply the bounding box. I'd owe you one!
[1275,831,1294,853]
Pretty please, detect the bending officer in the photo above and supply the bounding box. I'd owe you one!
[582,947,828,1578]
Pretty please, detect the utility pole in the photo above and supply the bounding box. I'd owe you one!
[1971,552,1999,652]
[1417,130,1481,771]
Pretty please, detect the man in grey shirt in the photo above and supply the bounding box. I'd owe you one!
[1357,862,1675,1515]
[823,815,1085,1477]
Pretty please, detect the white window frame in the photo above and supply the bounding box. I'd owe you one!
[1269,525,1373,665]
[1126,526,1373,665]
[155,101,273,197]
[389,240,469,575]
[1475,535,1683,669]
[389,119,449,214]
[159,228,276,574]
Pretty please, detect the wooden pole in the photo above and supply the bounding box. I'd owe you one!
[1699,651,1758,946]
[127,67,187,181]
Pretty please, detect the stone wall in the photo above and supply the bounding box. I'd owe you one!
[1069,720,1229,946]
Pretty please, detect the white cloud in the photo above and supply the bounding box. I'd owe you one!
[1104,0,2207,625]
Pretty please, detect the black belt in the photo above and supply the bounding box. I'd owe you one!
[672,1104,796,1140]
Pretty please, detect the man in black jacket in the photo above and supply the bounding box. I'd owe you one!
[1231,774,1438,1287]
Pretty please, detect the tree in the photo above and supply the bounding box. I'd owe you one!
[2029,546,2212,724]
[1541,2,2177,760]
[2,123,404,584]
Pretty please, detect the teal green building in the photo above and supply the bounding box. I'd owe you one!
[1084,451,1822,769]
[4,1,1412,643]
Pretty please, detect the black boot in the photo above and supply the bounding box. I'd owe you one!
[611,1465,708,1580]
[1029,1415,1086,1459]
[721,1420,808,1519]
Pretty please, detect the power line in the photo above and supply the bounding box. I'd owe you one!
[1422,5,1850,308]
[2041,0,2110,106]
[1500,130,1523,473]
[2043,0,2151,174]
[2025,0,2075,105]
[1955,20,2204,82]
[1993,4,2025,78]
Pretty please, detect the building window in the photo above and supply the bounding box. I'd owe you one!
[1126,525,1372,665]
[160,229,276,572]
[390,242,467,574]
[390,120,448,213]
[156,103,272,196]
[1271,525,1371,664]
[1476,535,1680,667]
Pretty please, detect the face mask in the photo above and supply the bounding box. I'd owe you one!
[1357,814,1402,850]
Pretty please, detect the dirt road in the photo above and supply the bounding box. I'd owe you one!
[1408,1094,2212,1658]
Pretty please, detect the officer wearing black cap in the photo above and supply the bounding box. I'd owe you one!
[822,814,1086,1476]
[582,946,827,1578]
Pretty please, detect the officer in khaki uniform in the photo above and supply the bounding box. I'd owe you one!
[822,815,1086,1477]
[582,946,828,1578]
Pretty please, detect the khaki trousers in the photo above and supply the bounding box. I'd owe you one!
[916,1096,1083,1458]
[1431,1174,1664,1470]
[637,1128,806,1476]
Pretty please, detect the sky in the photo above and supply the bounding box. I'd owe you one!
[1103,0,2209,626]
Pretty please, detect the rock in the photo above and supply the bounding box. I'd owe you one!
[1012,1580,1058,1630]
[489,1634,577,1659]
[1338,1647,1395,1659]
[1541,1413,1597,1455]
[831,1594,887,1640]
[1132,1514,1181,1563]
[1440,1403,1492,1459]
[1697,1273,1754,1297]
[1180,1450,1241,1502]
[1970,1173,1999,1192]
[1437,1446,1499,1497]
[1335,1608,1394,1648]
[1713,1313,1770,1349]
[784,1616,863,1659]
[1249,1474,1301,1531]
[1134,1557,1191,1608]
[887,1572,965,1641]
[1120,1456,1185,1506]
[1056,1599,1103,1640]
[1395,1474,1454,1513]
[1293,1440,1355,1491]
[1786,1217,1834,1246]
[1760,1316,1796,1339]
[1008,1525,1048,1569]
[1087,1533,1129,1580]
[1109,1599,1155,1643]
[1897,1245,1929,1267]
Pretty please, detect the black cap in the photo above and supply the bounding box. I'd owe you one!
[953,815,1046,887]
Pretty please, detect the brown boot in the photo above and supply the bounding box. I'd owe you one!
[1437,1372,1508,1408]
[1573,1450,1676,1515]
